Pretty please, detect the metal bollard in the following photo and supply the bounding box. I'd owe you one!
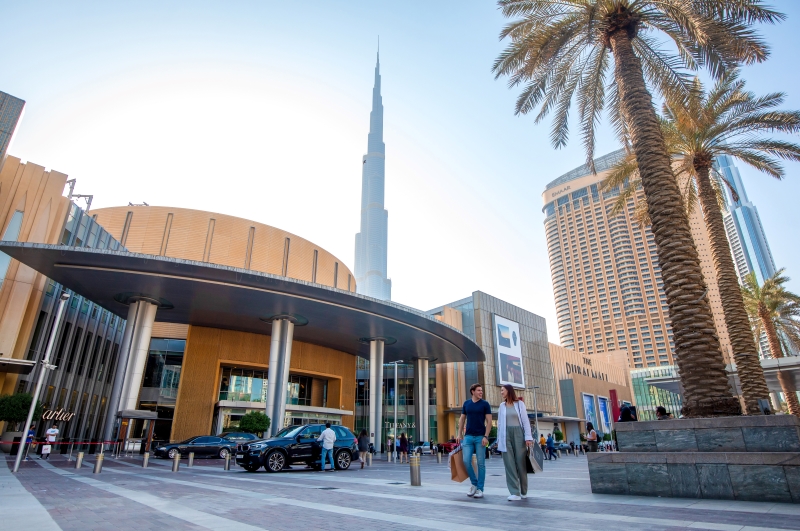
[188,452,194,467]
[142,453,150,468]
[409,454,421,486]
[172,454,180,472]
[75,452,84,469]
[224,454,231,471]
[436,452,442,464]
[366,452,372,466]
[93,454,104,474]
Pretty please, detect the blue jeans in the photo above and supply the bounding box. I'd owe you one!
[320,447,335,470]
[462,435,486,491]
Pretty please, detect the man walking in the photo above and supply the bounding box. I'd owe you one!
[458,383,492,499]
[42,424,59,460]
[546,433,557,461]
[23,424,36,461]
[317,422,337,471]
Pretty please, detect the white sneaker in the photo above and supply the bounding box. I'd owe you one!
[467,485,477,497]
[520,494,527,499]
[473,489,484,498]
[507,495,521,501]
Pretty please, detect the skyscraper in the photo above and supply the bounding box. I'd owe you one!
[0,91,26,171]
[354,52,391,300]
[716,154,776,285]
[542,150,733,369]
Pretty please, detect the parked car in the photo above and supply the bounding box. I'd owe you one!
[555,442,571,454]
[438,439,459,454]
[235,424,358,473]
[413,442,433,455]
[153,436,237,459]
[220,432,259,443]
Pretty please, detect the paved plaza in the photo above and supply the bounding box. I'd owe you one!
[2,452,800,530]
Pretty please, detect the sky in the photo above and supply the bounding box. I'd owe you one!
[3,1,800,344]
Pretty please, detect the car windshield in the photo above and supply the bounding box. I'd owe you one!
[178,437,198,444]
[274,426,306,438]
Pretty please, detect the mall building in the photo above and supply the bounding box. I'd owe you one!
[0,158,483,450]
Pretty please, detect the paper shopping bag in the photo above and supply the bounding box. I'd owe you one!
[448,446,470,483]
[42,444,52,454]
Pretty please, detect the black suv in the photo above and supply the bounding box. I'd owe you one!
[235,424,358,473]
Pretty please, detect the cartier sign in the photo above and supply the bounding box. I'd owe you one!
[42,408,76,422]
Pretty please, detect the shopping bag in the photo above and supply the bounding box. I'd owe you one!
[42,444,52,454]
[448,446,470,483]
[526,445,543,474]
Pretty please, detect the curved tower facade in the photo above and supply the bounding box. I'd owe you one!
[354,52,391,300]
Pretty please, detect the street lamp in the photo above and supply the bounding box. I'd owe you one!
[13,292,70,473]
[390,360,403,461]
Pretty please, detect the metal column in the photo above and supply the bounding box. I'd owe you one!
[265,318,294,437]
[413,358,430,445]
[101,301,139,444]
[118,300,159,412]
[368,339,385,451]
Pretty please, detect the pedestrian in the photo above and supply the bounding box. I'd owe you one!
[24,423,35,461]
[41,423,59,460]
[398,433,409,464]
[316,422,337,471]
[569,441,575,455]
[497,384,533,501]
[357,429,370,469]
[656,406,672,420]
[618,405,636,422]
[539,433,546,454]
[458,383,492,499]
[546,433,557,460]
[586,422,599,453]
[429,438,435,455]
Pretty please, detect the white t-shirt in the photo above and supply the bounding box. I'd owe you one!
[46,427,59,442]
[317,428,336,450]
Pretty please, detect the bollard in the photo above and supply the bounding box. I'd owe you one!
[75,451,84,469]
[142,453,150,468]
[388,452,393,463]
[409,454,421,486]
[68,442,74,461]
[557,449,562,458]
[188,452,194,467]
[224,453,231,471]
[436,452,442,464]
[172,453,180,472]
[93,454,104,474]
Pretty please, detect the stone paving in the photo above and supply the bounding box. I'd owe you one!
[3,451,800,530]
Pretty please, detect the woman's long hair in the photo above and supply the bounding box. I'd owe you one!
[359,429,368,438]
[399,433,407,442]
[502,384,521,404]
[586,422,594,432]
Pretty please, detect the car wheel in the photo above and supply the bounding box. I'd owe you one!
[243,463,260,472]
[219,448,230,459]
[335,450,351,470]
[167,448,180,459]
[265,450,286,473]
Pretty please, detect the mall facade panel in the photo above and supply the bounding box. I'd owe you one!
[542,150,733,370]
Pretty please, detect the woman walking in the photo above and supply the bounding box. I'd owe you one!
[357,429,370,469]
[497,384,533,501]
[586,422,599,453]
[398,433,409,464]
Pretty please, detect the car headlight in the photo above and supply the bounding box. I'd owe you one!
[156,447,166,451]
[249,443,267,450]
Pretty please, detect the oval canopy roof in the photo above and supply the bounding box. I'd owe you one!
[1,243,484,364]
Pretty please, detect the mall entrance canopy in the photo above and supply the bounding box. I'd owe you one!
[1,243,485,446]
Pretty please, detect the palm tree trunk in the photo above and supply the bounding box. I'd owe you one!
[758,304,800,415]
[695,165,770,414]
[608,31,738,417]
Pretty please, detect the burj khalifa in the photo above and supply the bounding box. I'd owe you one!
[354,52,391,300]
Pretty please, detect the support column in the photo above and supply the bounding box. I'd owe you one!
[102,299,154,443]
[413,358,430,445]
[265,318,294,437]
[119,300,158,412]
[368,339,384,450]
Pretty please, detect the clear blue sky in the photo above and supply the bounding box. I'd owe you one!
[2,1,799,343]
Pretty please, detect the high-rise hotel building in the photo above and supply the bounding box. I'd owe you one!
[542,150,733,369]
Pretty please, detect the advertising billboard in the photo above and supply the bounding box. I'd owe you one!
[597,396,611,434]
[582,393,598,429]
[492,314,525,388]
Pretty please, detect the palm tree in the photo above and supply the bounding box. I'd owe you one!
[493,0,783,417]
[600,73,800,414]
[741,270,800,415]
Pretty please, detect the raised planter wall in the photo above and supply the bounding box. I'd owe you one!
[587,415,800,503]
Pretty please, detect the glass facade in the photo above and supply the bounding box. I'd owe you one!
[630,366,683,420]
[0,91,25,164]
[138,338,186,441]
[219,367,268,403]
